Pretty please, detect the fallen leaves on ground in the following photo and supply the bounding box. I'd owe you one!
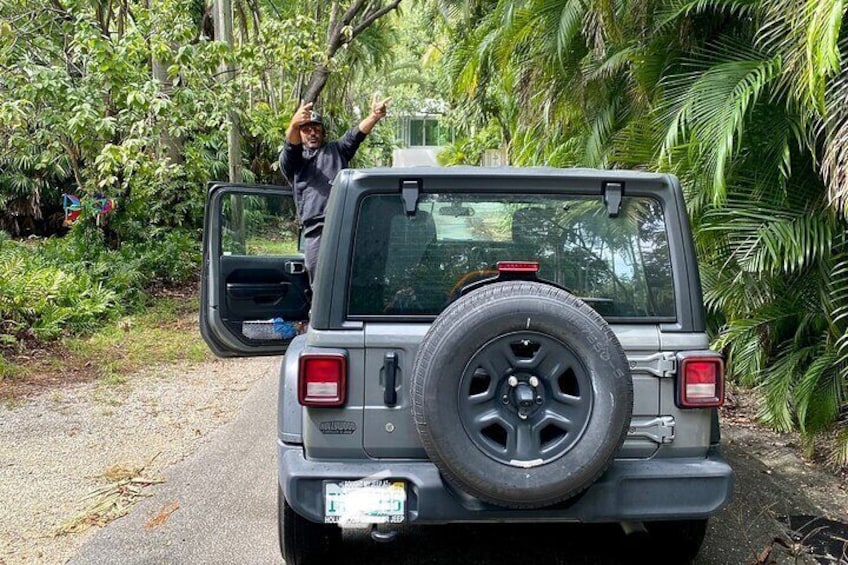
[144,501,180,530]
[57,453,164,535]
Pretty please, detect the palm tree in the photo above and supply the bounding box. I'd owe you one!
[434,0,848,466]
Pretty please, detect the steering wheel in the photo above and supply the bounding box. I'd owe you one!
[448,269,499,301]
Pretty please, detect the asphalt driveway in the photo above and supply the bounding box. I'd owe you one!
[69,368,845,565]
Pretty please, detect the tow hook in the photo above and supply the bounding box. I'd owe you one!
[368,524,399,543]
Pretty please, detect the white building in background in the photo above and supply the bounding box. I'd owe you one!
[391,112,453,167]
[390,107,509,167]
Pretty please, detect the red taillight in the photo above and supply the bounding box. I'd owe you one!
[497,261,540,273]
[679,357,724,408]
[298,354,347,407]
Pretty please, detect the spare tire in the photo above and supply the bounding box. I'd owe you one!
[412,281,632,509]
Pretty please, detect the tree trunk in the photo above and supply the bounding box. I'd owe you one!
[145,0,184,166]
[301,65,331,105]
[152,58,184,166]
[213,0,243,183]
[298,0,402,105]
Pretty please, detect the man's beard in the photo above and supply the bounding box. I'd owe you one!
[304,136,322,149]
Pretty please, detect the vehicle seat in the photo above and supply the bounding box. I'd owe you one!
[384,210,436,282]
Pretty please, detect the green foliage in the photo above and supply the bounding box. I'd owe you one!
[0,237,117,343]
[0,1,397,241]
[434,0,848,466]
[0,228,198,347]
[437,123,502,165]
[63,294,209,383]
[351,124,396,168]
[0,0,400,357]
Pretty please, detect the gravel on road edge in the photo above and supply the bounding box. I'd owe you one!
[0,356,281,565]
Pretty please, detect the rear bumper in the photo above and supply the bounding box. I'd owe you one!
[278,442,734,524]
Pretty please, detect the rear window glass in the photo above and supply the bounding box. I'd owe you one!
[348,193,675,319]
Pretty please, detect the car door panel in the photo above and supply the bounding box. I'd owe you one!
[221,257,309,319]
[201,184,308,357]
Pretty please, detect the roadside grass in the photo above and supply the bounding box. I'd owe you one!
[0,354,22,381]
[0,290,210,400]
[63,293,210,384]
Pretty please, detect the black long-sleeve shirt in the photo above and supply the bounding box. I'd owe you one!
[279,127,367,231]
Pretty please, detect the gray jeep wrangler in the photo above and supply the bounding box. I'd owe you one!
[200,167,733,564]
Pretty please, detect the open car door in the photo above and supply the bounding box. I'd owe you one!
[200,183,310,357]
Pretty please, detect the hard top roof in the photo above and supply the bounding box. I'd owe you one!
[343,166,670,183]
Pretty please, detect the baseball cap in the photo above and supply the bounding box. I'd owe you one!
[301,111,324,128]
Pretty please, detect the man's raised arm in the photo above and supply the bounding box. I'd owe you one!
[286,101,313,145]
[281,101,313,181]
[357,94,392,134]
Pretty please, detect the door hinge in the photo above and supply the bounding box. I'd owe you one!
[401,179,421,216]
[627,416,676,444]
[658,353,677,377]
[603,181,623,217]
[628,352,677,377]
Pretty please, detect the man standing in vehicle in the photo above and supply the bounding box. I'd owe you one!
[280,94,391,286]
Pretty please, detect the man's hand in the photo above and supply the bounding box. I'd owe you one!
[370,94,392,120]
[359,93,391,134]
[286,101,314,145]
[291,101,314,128]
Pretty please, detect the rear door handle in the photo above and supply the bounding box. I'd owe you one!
[383,352,398,406]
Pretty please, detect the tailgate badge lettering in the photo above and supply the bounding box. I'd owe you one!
[319,420,357,434]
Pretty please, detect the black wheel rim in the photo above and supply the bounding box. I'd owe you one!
[457,331,594,468]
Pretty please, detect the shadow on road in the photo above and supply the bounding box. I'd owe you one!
[339,522,692,565]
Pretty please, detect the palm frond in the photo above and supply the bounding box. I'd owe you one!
[793,345,840,434]
[829,242,848,327]
[584,44,641,82]
[828,421,848,467]
[659,39,782,201]
[583,89,622,166]
[719,321,766,387]
[822,63,848,213]
[740,213,834,275]
[756,0,845,111]
[609,114,664,167]
[756,342,811,431]
[548,0,588,62]
[656,0,757,30]
[698,180,835,276]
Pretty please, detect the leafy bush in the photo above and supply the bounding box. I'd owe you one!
[0,238,115,343]
[0,227,199,347]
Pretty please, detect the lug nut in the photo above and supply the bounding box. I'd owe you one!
[518,412,528,420]
[508,376,518,387]
[502,395,509,404]
[529,376,539,387]
[535,396,543,405]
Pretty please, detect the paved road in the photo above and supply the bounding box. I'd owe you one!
[70,369,834,565]
[70,368,282,565]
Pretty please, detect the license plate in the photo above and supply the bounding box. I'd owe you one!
[324,479,406,525]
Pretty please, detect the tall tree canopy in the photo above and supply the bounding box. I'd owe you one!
[0,0,401,237]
